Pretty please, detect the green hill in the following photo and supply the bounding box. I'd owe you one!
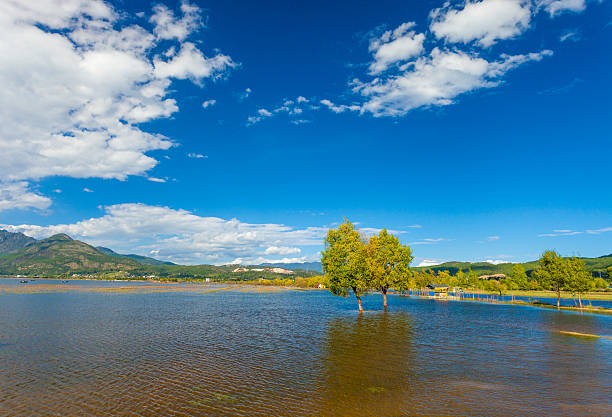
[414,256,612,276]
[0,234,319,280]
[0,230,36,254]
[0,234,141,276]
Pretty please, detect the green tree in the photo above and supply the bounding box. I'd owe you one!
[321,219,370,312]
[533,250,566,309]
[366,229,413,311]
[593,277,608,290]
[455,269,467,287]
[511,264,528,290]
[565,257,593,309]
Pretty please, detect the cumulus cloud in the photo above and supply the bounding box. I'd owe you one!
[150,1,202,41]
[537,0,586,16]
[258,108,273,117]
[430,0,532,47]
[355,48,552,116]
[0,203,327,265]
[483,259,509,264]
[369,22,425,74]
[0,0,233,209]
[263,246,301,255]
[202,99,217,108]
[0,182,52,212]
[153,42,234,82]
[320,99,361,113]
[417,259,442,267]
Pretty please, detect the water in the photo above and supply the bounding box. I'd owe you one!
[0,281,611,416]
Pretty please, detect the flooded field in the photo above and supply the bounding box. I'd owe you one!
[0,279,611,416]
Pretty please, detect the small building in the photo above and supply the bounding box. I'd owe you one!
[427,284,449,297]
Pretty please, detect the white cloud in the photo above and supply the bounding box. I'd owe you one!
[320,99,361,113]
[148,177,166,183]
[0,182,52,212]
[410,237,449,245]
[202,99,217,108]
[188,153,208,159]
[430,0,532,47]
[487,235,500,241]
[238,87,252,101]
[369,22,425,74]
[483,259,510,264]
[149,1,202,41]
[356,48,552,116]
[230,256,310,266]
[586,227,612,235]
[417,259,442,267]
[153,42,234,83]
[246,116,263,126]
[83,188,94,193]
[246,96,314,125]
[264,246,301,255]
[559,30,581,42]
[538,229,583,237]
[0,203,327,265]
[0,0,233,209]
[290,119,311,125]
[258,108,273,117]
[537,0,586,17]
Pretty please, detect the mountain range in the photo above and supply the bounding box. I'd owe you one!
[0,229,610,278]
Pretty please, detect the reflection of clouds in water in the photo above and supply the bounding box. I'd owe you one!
[322,313,415,416]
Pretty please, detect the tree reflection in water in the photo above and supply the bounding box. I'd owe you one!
[321,312,414,417]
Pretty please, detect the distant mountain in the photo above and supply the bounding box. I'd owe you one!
[0,234,140,276]
[0,230,36,254]
[255,261,323,272]
[96,247,175,266]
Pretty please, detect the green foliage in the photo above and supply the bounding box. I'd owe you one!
[565,258,593,295]
[511,264,528,289]
[321,219,369,300]
[366,229,414,293]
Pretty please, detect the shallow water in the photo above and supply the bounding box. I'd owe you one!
[0,281,610,416]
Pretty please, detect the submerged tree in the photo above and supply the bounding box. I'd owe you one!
[366,229,413,311]
[533,250,567,309]
[321,219,369,312]
[565,257,593,309]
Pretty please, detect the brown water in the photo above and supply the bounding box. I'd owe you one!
[0,280,611,416]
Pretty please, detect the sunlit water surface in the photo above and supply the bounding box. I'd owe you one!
[0,280,610,416]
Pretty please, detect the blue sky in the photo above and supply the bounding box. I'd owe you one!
[0,0,611,266]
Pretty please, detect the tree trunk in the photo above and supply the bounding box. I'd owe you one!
[382,289,388,311]
[556,287,561,309]
[578,293,583,309]
[355,294,363,313]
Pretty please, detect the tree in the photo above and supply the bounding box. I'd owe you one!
[533,250,566,309]
[366,229,413,311]
[511,264,528,290]
[565,257,593,309]
[321,219,370,312]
